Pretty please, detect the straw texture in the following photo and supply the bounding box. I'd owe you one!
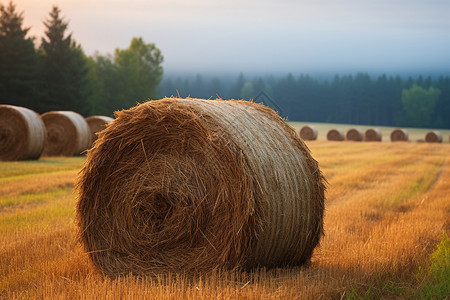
[364,128,382,142]
[425,131,442,143]
[85,115,114,144]
[41,111,91,156]
[299,125,318,141]
[76,98,326,277]
[390,129,409,142]
[346,128,363,141]
[0,105,46,161]
[327,129,345,141]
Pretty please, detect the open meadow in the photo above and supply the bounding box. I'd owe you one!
[1,141,449,299]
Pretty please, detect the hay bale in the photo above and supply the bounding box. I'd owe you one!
[41,111,91,156]
[299,125,318,141]
[76,98,326,277]
[85,115,114,145]
[0,105,46,161]
[364,128,382,142]
[327,129,345,141]
[390,128,409,142]
[346,128,363,141]
[425,131,442,143]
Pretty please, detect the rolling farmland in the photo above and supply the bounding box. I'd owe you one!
[1,141,449,299]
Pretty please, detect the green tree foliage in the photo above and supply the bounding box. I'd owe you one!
[38,5,90,114]
[92,37,163,114]
[240,82,254,100]
[113,37,163,109]
[0,1,38,108]
[400,85,441,128]
[158,73,450,129]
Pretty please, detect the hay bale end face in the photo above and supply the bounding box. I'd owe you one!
[85,115,114,145]
[41,111,91,156]
[346,128,363,141]
[76,98,326,277]
[425,131,442,143]
[0,105,46,161]
[390,128,409,142]
[364,128,382,142]
[299,125,318,141]
[327,129,345,141]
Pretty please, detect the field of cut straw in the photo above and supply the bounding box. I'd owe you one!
[1,141,449,299]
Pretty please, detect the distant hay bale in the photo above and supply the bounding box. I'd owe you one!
[0,105,46,161]
[390,129,409,142]
[85,115,114,145]
[346,128,363,141]
[425,131,442,143]
[327,129,345,141]
[299,125,318,141]
[41,111,91,156]
[364,128,382,142]
[76,98,326,277]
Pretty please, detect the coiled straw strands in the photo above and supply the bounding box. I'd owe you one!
[327,129,345,141]
[425,131,442,143]
[41,111,91,156]
[364,128,382,142]
[76,98,326,277]
[299,125,318,141]
[85,115,114,145]
[390,129,409,142]
[0,105,46,161]
[346,128,363,141]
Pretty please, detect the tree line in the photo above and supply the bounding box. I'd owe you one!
[158,73,450,129]
[0,1,163,117]
[2,1,450,129]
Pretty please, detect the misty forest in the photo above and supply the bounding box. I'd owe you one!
[1,2,450,129]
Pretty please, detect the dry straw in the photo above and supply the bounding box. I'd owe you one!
[390,128,409,142]
[76,98,326,277]
[327,129,345,141]
[299,125,318,141]
[346,128,363,141]
[85,115,114,145]
[0,105,46,161]
[41,111,91,156]
[425,131,442,143]
[364,128,382,142]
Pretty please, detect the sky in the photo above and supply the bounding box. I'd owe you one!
[14,0,450,76]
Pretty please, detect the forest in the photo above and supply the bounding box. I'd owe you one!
[1,1,450,129]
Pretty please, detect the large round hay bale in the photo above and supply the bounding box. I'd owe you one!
[346,128,363,141]
[0,105,46,161]
[85,115,114,145]
[41,111,91,156]
[390,128,408,142]
[425,131,442,143]
[327,129,345,141]
[364,128,382,142]
[299,125,318,141]
[76,98,326,277]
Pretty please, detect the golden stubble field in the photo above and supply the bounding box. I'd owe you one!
[1,141,449,299]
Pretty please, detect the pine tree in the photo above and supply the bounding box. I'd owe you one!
[39,5,89,114]
[0,1,38,108]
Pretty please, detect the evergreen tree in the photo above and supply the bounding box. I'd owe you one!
[38,5,89,114]
[229,73,245,99]
[0,1,38,108]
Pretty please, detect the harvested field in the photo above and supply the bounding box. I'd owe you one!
[0,141,449,299]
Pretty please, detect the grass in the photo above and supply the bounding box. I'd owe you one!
[1,142,450,299]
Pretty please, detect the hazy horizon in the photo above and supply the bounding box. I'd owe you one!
[16,0,450,76]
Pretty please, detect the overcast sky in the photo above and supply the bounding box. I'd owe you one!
[16,0,450,75]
